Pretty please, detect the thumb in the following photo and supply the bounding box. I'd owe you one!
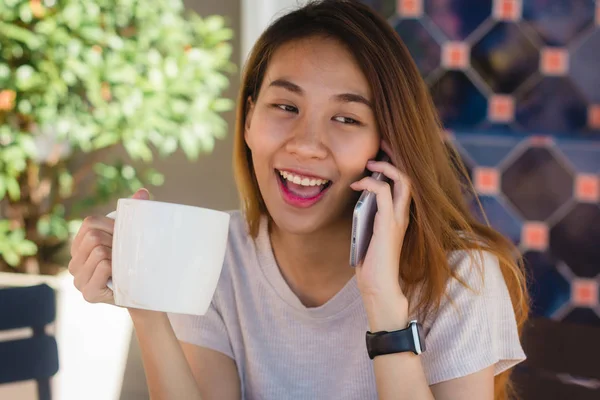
[131,188,150,200]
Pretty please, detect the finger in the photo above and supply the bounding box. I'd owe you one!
[73,245,112,291]
[350,177,394,220]
[132,188,150,200]
[71,216,115,256]
[81,259,114,304]
[69,229,113,275]
[366,161,412,220]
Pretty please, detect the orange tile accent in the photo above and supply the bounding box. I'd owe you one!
[442,42,469,69]
[529,135,554,147]
[521,222,549,251]
[575,175,600,202]
[540,48,569,76]
[474,167,500,195]
[572,279,599,307]
[398,0,423,18]
[588,105,600,129]
[493,0,522,21]
[489,95,515,123]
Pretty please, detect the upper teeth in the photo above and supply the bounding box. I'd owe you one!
[279,170,329,187]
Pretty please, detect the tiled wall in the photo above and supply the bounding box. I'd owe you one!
[363,0,600,326]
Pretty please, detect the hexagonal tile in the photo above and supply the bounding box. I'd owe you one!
[473,196,523,245]
[516,77,588,133]
[570,30,600,103]
[562,308,600,325]
[430,71,487,128]
[393,19,441,77]
[501,146,575,220]
[550,203,600,278]
[471,22,540,93]
[524,251,571,319]
[522,0,595,46]
[424,0,493,41]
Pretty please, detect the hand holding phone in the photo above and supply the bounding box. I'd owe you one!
[349,154,391,267]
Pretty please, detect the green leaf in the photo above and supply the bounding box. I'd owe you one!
[0,177,6,200]
[5,177,20,201]
[2,250,20,267]
[17,240,37,256]
[0,21,42,49]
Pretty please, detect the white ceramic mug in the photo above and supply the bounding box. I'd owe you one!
[106,199,230,315]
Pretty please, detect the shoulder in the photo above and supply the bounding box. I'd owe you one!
[445,249,505,294]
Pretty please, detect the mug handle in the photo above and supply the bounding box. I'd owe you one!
[105,210,117,290]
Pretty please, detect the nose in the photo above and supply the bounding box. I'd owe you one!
[284,117,328,160]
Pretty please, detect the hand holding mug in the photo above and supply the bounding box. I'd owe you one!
[68,188,151,305]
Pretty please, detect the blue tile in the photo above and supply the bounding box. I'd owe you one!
[473,195,523,245]
[524,251,571,319]
[471,23,540,94]
[570,29,600,103]
[516,77,588,135]
[424,0,492,41]
[393,19,441,78]
[502,146,575,221]
[431,72,488,129]
[550,203,600,278]
[455,134,524,166]
[523,0,595,46]
[555,139,600,173]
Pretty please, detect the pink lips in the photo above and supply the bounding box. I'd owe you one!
[277,174,330,208]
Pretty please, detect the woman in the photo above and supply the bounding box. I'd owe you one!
[69,1,528,399]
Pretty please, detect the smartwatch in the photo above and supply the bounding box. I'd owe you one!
[366,320,426,359]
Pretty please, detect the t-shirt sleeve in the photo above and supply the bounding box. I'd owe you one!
[420,250,526,385]
[167,289,234,360]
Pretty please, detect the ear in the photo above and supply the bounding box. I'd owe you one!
[244,96,255,142]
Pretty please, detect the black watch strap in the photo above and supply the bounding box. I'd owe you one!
[365,321,425,359]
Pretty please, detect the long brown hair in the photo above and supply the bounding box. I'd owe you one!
[233,1,529,398]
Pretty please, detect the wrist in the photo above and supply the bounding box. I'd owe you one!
[363,290,409,332]
[128,307,169,326]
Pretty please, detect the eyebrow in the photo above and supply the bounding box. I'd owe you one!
[268,78,373,109]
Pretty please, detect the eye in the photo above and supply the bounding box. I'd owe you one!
[333,116,361,125]
[274,104,298,113]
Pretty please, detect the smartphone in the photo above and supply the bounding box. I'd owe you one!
[349,153,391,267]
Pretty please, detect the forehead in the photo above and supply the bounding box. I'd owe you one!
[262,36,372,97]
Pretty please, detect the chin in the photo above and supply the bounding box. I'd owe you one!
[264,190,355,237]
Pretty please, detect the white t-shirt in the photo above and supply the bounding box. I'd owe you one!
[168,211,525,399]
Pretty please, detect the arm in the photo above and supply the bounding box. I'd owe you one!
[364,293,494,400]
[129,309,241,400]
[351,145,495,400]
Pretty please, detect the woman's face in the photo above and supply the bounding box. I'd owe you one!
[245,36,380,235]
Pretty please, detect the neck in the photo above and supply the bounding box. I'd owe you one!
[269,216,355,308]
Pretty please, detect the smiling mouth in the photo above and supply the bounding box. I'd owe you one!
[276,169,332,199]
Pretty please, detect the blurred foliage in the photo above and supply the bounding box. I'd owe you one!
[0,0,235,274]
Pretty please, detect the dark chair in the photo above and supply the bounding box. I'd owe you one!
[0,284,59,400]
[512,317,600,400]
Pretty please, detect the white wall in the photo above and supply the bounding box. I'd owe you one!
[241,0,301,62]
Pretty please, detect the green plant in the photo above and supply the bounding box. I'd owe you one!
[0,0,235,274]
